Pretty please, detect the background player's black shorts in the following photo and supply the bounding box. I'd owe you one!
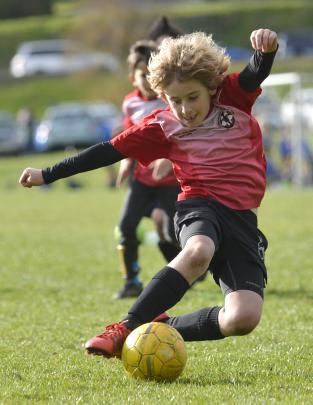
[174,197,268,298]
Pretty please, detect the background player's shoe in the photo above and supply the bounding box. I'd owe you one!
[114,281,143,299]
[85,313,170,357]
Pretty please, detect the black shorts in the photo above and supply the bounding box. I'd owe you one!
[174,197,268,298]
[119,179,180,244]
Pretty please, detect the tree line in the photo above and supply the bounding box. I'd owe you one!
[0,0,52,19]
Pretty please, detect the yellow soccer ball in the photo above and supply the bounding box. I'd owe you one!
[121,322,187,381]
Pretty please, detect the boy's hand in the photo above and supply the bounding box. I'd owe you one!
[19,168,44,188]
[116,158,133,187]
[250,28,278,53]
[150,159,172,181]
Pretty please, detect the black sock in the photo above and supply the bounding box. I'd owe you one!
[165,306,224,341]
[124,266,190,330]
[117,244,140,281]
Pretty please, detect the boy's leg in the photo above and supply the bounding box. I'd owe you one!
[213,226,267,336]
[149,206,179,261]
[85,265,190,357]
[147,207,266,341]
[85,234,215,356]
[125,233,214,328]
[115,180,153,298]
[163,200,268,341]
[165,306,224,341]
[86,200,268,355]
[151,207,181,262]
[164,233,267,341]
[158,239,181,262]
[85,205,218,356]
[155,186,181,262]
[164,290,263,341]
[218,290,263,336]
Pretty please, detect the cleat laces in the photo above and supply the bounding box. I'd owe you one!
[96,322,127,338]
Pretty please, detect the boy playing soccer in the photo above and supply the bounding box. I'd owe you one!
[19,28,278,358]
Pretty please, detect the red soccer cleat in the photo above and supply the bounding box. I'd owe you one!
[85,313,170,358]
[153,312,170,323]
[85,321,131,358]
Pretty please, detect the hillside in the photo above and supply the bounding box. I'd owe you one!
[1,0,313,65]
[0,0,312,117]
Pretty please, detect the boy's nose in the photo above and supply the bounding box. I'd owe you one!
[181,104,191,115]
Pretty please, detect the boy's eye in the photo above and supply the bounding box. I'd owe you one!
[189,95,198,101]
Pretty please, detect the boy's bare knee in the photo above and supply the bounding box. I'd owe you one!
[185,236,214,266]
[223,310,261,336]
[185,242,212,268]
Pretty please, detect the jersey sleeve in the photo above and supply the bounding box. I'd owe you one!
[42,142,124,184]
[238,49,277,92]
[219,73,261,114]
[110,117,172,166]
[122,96,134,130]
[220,49,277,114]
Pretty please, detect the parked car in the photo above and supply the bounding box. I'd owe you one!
[34,103,104,152]
[9,39,120,78]
[86,101,122,140]
[281,88,313,128]
[0,111,27,154]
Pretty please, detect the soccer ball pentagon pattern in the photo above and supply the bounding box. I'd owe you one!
[121,322,187,381]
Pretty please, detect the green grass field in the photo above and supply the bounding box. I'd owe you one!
[0,153,313,404]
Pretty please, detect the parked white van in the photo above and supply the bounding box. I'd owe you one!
[9,39,119,78]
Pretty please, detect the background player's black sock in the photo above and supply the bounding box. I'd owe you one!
[158,241,181,262]
[117,244,140,283]
[165,306,224,341]
[124,266,190,329]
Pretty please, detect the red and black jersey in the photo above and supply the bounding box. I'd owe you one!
[42,49,278,211]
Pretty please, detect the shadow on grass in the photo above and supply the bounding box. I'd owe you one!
[178,375,252,387]
[0,288,16,294]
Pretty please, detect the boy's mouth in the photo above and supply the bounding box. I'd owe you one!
[183,115,197,124]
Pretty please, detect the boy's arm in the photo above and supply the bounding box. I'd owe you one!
[115,157,135,187]
[19,142,125,188]
[238,28,278,91]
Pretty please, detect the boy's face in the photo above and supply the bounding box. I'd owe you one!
[163,79,216,128]
[132,61,157,100]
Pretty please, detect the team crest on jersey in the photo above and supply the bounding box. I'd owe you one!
[218,109,235,128]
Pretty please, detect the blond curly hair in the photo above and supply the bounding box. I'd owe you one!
[148,32,231,96]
